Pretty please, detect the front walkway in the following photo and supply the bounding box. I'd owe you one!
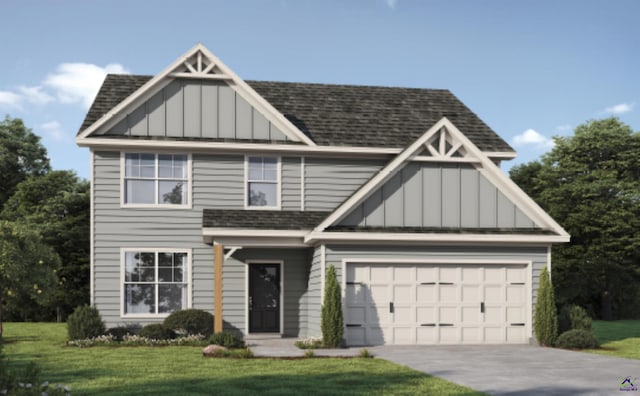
[247,337,362,358]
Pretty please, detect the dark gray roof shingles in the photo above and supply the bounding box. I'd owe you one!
[79,75,513,152]
[203,209,328,230]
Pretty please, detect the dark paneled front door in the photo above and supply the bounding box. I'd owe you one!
[249,263,281,333]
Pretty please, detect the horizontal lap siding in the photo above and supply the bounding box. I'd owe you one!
[325,244,547,313]
[93,151,214,329]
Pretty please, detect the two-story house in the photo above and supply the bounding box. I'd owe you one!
[76,44,569,346]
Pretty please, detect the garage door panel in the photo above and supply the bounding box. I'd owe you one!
[484,267,504,282]
[439,326,459,343]
[416,306,436,324]
[370,266,390,282]
[416,266,437,282]
[368,327,386,345]
[506,266,525,283]
[346,284,366,303]
[462,285,480,302]
[417,285,436,302]
[393,285,412,302]
[506,285,525,303]
[462,267,482,283]
[484,306,503,323]
[439,306,457,323]
[506,326,526,343]
[393,327,413,344]
[394,266,414,282]
[394,306,412,323]
[346,326,366,346]
[462,306,480,323]
[371,305,390,323]
[484,327,504,343]
[506,306,525,323]
[439,285,458,302]
[349,265,369,283]
[369,284,388,303]
[462,327,482,344]
[439,267,457,283]
[346,306,366,323]
[417,326,437,344]
[484,285,503,302]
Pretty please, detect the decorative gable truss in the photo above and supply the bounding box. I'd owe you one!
[306,117,570,244]
[76,44,316,145]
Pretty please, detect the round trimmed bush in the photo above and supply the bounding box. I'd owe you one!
[105,326,132,341]
[139,324,176,340]
[208,332,245,348]
[163,309,213,337]
[558,305,592,333]
[67,305,106,340]
[555,329,599,350]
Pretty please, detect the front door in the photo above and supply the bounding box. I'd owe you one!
[249,263,281,333]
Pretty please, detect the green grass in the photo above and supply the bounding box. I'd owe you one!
[2,323,484,395]
[585,320,640,360]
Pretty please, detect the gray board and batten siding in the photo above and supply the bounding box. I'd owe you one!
[339,162,537,229]
[94,79,289,141]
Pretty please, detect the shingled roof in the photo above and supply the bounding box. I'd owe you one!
[79,74,513,152]
[203,209,329,230]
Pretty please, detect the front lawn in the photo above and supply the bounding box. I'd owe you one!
[2,323,484,395]
[586,320,640,360]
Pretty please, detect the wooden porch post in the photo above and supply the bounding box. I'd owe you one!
[214,243,223,333]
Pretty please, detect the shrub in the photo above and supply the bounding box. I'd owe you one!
[359,348,374,358]
[321,264,344,348]
[105,326,133,342]
[208,331,245,348]
[304,349,315,358]
[555,329,599,350]
[534,267,557,346]
[558,305,592,333]
[295,337,324,349]
[163,309,213,337]
[67,305,106,341]
[138,324,176,340]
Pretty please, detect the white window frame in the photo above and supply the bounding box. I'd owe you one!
[120,152,193,209]
[120,248,193,318]
[244,155,281,210]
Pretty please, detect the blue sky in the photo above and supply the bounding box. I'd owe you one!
[1,0,638,179]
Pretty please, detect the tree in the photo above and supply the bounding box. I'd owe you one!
[534,267,558,346]
[321,264,344,348]
[0,116,50,206]
[1,171,89,322]
[510,118,640,319]
[0,221,60,336]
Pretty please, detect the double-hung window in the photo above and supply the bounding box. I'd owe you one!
[123,250,190,315]
[123,153,189,206]
[246,156,280,208]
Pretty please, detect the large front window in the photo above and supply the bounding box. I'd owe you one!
[247,156,279,208]
[124,153,189,206]
[123,250,189,315]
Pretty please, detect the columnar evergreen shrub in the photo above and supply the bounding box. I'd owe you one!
[558,305,592,333]
[534,267,558,346]
[67,305,105,341]
[321,264,343,348]
[163,309,213,336]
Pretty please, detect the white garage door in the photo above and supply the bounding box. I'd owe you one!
[345,263,529,345]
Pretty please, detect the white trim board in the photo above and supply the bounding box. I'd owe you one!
[305,231,569,244]
[90,150,95,306]
[310,117,570,240]
[77,44,315,146]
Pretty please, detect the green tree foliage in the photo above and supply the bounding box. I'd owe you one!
[0,116,50,206]
[321,264,343,348]
[1,171,90,321]
[534,267,558,346]
[510,118,640,319]
[0,221,60,336]
[66,305,105,341]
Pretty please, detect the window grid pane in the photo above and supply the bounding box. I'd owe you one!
[124,251,188,315]
[124,153,189,205]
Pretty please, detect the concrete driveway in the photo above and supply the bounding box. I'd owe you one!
[370,345,639,395]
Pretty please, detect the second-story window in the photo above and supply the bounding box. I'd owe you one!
[247,156,279,208]
[124,153,189,206]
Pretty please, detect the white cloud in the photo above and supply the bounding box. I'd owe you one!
[18,85,54,105]
[44,63,130,108]
[0,90,23,108]
[40,120,68,142]
[512,128,554,149]
[604,102,634,115]
[384,0,398,9]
